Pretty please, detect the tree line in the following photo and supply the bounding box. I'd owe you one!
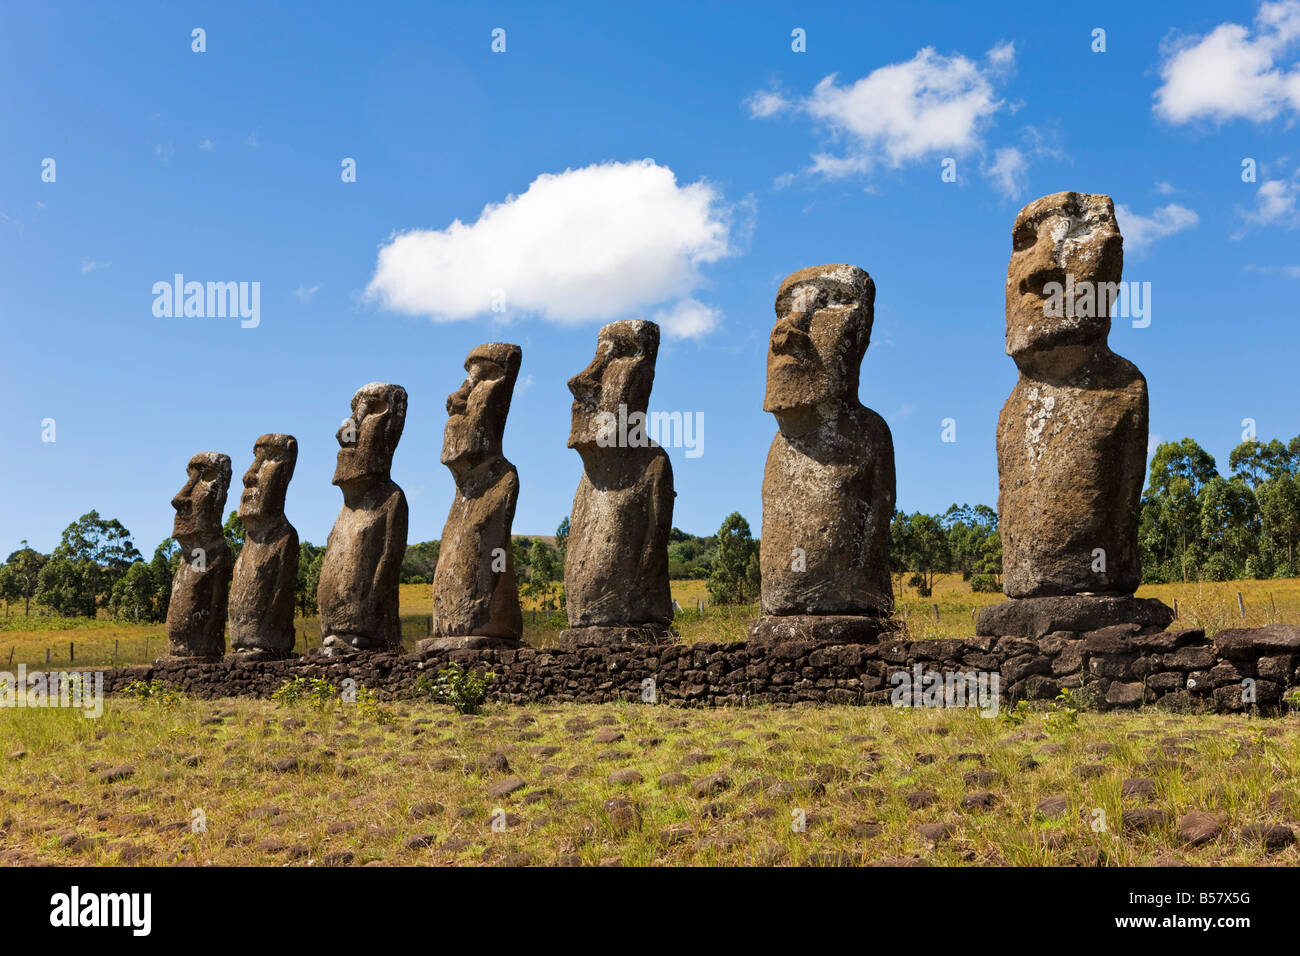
[1140,435,1300,583]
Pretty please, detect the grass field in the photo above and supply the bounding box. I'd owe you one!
[3,575,1299,669]
[1,694,1295,866]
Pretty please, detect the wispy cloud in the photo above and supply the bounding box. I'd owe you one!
[1114,203,1199,252]
[749,42,1017,182]
[79,258,111,273]
[293,284,321,302]
[199,138,215,151]
[1246,262,1300,278]
[1234,165,1299,235]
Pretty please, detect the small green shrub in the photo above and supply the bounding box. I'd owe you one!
[272,676,340,711]
[1045,687,1080,733]
[120,678,182,706]
[434,662,493,715]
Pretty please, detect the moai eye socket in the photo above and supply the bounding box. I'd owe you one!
[1012,222,1037,252]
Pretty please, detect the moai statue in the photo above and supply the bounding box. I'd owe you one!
[166,453,233,658]
[229,434,300,660]
[417,344,524,653]
[976,192,1172,639]
[318,383,409,652]
[747,264,896,645]
[561,320,675,646]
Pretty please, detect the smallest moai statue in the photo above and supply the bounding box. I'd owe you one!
[229,435,300,660]
[166,453,233,658]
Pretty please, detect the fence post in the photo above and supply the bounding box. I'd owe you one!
[70,641,74,663]
[46,647,51,664]
[1172,597,1178,619]
[932,604,940,622]
[1237,591,1246,619]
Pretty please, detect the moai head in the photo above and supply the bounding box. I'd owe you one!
[567,320,659,451]
[1006,191,1123,361]
[442,343,522,468]
[764,264,874,414]
[239,434,298,527]
[172,452,232,540]
[334,382,407,488]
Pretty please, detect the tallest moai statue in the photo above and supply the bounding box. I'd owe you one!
[978,191,1171,639]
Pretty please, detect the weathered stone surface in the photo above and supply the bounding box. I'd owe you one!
[976,594,1172,639]
[558,625,675,647]
[755,265,894,640]
[562,321,674,645]
[229,435,299,660]
[166,453,233,658]
[418,344,524,654]
[1214,624,1300,660]
[318,383,409,651]
[747,614,891,645]
[996,192,1146,598]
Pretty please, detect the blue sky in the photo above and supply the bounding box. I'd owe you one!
[2,0,1299,556]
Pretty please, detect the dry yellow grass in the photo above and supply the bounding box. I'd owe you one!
[1,695,1295,866]
[4,575,1300,667]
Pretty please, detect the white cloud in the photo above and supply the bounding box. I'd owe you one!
[1155,181,1177,195]
[293,284,321,302]
[366,160,735,336]
[985,146,1027,199]
[1246,263,1300,277]
[752,43,1014,176]
[1154,0,1300,125]
[516,373,535,392]
[1236,170,1299,233]
[1114,203,1199,251]
[199,138,215,151]
[79,258,111,273]
[652,298,721,339]
[746,90,791,118]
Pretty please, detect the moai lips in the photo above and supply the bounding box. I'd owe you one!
[166,452,233,658]
[417,343,525,652]
[561,320,675,646]
[749,264,895,644]
[229,434,299,660]
[318,383,409,652]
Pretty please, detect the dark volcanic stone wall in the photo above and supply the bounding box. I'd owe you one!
[96,622,1300,715]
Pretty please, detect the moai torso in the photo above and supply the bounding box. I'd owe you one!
[318,483,408,647]
[432,465,522,639]
[997,351,1147,597]
[565,447,674,628]
[167,537,233,658]
[229,524,299,654]
[760,407,895,615]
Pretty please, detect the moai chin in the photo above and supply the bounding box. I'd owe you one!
[318,382,409,652]
[977,191,1172,639]
[166,452,233,658]
[229,434,300,660]
[560,320,676,646]
[747,264,896,645]
[417,344,525,653]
